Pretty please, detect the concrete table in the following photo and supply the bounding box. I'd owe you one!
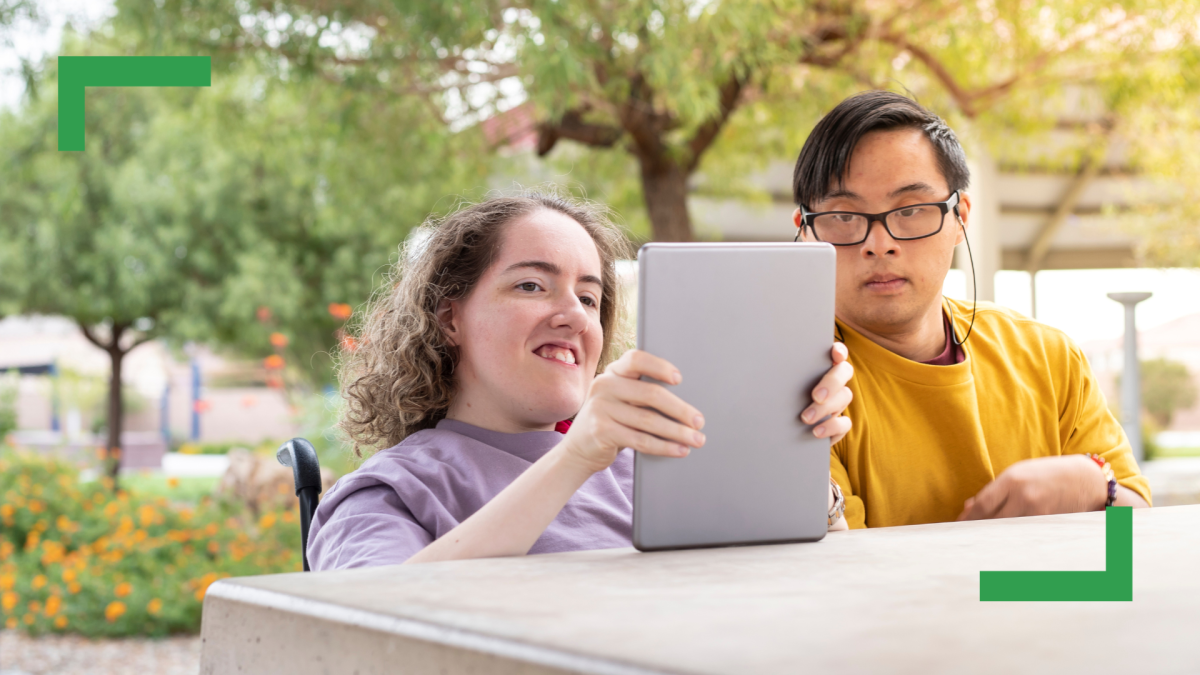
[200,505,1200,675]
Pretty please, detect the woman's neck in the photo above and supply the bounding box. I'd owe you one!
[444,391,557,435]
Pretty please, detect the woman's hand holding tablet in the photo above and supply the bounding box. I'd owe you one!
[559,349,708,474]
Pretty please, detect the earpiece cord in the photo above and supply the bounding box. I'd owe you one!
[948,216,977,346]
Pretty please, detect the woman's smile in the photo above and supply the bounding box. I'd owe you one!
[534,343,578,366]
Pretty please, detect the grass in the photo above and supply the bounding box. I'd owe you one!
[1147,446,1200,460]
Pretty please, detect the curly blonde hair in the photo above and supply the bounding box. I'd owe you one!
[338,191,631,456]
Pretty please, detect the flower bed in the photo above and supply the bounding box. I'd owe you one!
[0,449,303,638]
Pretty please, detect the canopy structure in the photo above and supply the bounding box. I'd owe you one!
[692,119,1167,318]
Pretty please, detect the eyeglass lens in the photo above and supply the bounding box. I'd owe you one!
[812,206,945,244]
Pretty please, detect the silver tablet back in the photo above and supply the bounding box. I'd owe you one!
[633,243,836,551]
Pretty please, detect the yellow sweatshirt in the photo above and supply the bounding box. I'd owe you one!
[832,298,1151,529]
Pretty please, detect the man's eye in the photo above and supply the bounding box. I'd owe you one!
[518,282,541,292]
[834,214,857,223]
[897,207,924,218]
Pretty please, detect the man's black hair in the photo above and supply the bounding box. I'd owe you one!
[792,90,970,209]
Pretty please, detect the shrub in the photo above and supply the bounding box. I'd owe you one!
[0,449,303,638]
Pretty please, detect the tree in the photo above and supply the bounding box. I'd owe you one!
[0,29,484,481]
[1140,358,1198,429]
[114,0,1196,241]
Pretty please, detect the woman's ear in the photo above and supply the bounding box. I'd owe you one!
[436,299,459,346]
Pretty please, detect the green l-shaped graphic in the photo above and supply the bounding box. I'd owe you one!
[980,506,1132,601]
[58,56,211,151]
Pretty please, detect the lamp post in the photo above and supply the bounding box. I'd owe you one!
[1107,292,1152,463]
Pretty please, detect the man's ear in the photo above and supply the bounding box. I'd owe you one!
[436,299,459,346]
[953,192,972,246]
[792,208,806,241]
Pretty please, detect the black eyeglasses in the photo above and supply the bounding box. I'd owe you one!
[795,191,961,246]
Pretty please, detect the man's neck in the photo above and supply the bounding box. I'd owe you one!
[839,301,948,363]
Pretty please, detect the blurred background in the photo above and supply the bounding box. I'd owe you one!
[2,0,1200,671]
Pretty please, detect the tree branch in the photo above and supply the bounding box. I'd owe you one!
[79,324,109,351]
[536,109,624,156]
[686,73,746,172]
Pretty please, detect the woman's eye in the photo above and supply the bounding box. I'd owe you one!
[580,296,597,307]
[517,282,541,292]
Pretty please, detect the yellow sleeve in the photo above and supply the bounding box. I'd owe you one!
[1061,345,1152,506]
[831,448,867,529]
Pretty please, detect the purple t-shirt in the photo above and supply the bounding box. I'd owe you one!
[307,419,633,570]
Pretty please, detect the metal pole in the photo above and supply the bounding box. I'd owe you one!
[1107,292,1152,463]
[191,358,201,441]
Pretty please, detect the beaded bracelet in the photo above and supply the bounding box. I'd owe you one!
[1084,453,1118,508]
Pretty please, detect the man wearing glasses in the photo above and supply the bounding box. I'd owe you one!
[792,91,1150,528]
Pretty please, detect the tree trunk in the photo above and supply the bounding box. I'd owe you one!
[639,158,694,242]
[105,341,125,485]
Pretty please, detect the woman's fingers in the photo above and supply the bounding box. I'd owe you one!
[611,421,691,457]
[607,349,682,385]
[598,374,704,431]
[609,401,706,449]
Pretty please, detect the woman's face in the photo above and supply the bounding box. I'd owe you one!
[443,209,605,432]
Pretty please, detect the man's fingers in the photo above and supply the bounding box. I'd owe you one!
[805,361,853,413]
[803,386,853,426]
[831,342,849,365]
[607,349,682,385]
[609,402,706,449]
[960,480,1008,521]
[817,415,852,443]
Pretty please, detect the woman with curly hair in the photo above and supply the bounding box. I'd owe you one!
[307,191,853,569]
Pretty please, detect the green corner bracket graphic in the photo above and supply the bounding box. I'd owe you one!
[58,56,211,152]
[980,506,1132,601]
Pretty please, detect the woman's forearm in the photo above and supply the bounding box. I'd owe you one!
[406,445,597,564]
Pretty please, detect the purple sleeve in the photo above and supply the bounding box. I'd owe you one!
[307,484,434,570]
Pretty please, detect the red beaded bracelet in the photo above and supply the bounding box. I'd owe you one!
[1085,453,1118,508]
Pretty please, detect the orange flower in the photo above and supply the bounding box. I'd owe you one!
[28,499,44,513]
[23,613,33,625]
[5,617,16,629]
[256,306,272,322]
[44,595,61,616]
[0,574,12,591]
[103,502,120,518]
[207,541,220,554]
[147,598,162,615]
[269,332,289,348]
[54,615,68,629]
[67,582,81,594]
[27,600,41,613]
[114,582,132,598]
[263,354,285,369]
[31,575,46,590]
[1,591,17,611]
[0,541,11,559]
[167,477,180,488]
[0,504,12,518]
[328,302,352,321]
[61,569,76,583]
[105,601,126,622]
[258,513,277,529]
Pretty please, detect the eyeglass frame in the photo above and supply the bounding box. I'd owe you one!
[794,190,962,245]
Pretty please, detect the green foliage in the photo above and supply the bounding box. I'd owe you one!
[0,450,302,637]
[110,0,1200,247]
[1140,358,1198,429]
[0,23,487,387]
[0,372,17,439]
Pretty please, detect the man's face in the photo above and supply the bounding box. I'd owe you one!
[795,129,972,334]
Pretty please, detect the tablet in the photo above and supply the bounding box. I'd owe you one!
[633,242,836,551]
